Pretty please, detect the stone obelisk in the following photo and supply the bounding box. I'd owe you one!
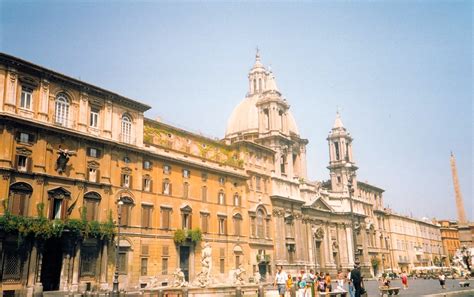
[450,152,467,224]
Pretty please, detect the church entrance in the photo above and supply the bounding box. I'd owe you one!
[40,239,63,291]
[179,246,190,281]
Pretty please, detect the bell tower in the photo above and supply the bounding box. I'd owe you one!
[327,112,358,192]
[248,49,267,96]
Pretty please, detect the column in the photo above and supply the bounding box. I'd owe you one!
[4,68,17,112]
[38,79,49,122]
[103,100,113,138]
[346,226,354,265]
[70,246,81,292]
[26,244,39,296]
[99,243,109,290]
[78,92,88,131]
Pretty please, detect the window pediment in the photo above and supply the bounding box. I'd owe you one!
[180,205,192,213]
[121,167,132,174]
[87,160,100,169]
[48,187,71,199]
[16,147,32,156]
[84,191,101,200]
[19,75,39,88]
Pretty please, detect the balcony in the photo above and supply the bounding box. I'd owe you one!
[53,115,75,129]
[120,133,136,145]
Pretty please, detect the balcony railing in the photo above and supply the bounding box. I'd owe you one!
[53,115,75,128]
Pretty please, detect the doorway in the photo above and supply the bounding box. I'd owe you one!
[179,246,190,281]
[40,239,63,291]
[258,262,267,281]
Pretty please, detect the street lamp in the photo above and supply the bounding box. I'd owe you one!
[345,163,358,263]
[112,198,124,296]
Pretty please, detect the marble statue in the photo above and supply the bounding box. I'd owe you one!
[56,147,76,173]
[234,264,246,285]
[193,242,213,288]
[172,268,188,287]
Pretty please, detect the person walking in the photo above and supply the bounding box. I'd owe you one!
[274,265,288,297]
[438,273,446,289]
[350,261,363,297]
[346,268,355,297]
[401,271,408,289]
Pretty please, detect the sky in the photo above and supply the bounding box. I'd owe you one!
[1,1,472,221]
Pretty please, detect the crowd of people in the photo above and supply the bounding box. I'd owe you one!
[274,261,366,297]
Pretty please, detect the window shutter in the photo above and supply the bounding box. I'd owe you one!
[149,180,153,192]
[169,184,172,196]
[87,148,91,157]
[49,198,55,220]
[27,157,33,173]
[14,155,19,170]
[189,214,192,229]
[96,169,100,183]
[11,193,21,215]
[96,149,102,158]
[61,199,68,219]
[19,194,27,216]
[129,176,133,189]
[162,181,165,194]
[15,131,21,141]
[143,178,146,191]
[28,133,36,143]
[120,174,124,187]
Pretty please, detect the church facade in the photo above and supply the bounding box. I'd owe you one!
[0,52,445,295]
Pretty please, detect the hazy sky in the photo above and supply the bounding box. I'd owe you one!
[1,1,471,221]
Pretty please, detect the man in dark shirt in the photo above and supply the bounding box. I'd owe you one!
[350,261,363,297]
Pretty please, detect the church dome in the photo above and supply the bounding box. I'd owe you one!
[225,51,300,139]
[225,95,300,138]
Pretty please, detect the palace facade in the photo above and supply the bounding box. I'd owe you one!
[0,52,459,296]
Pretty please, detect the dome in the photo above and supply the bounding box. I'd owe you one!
[225,95,300,138]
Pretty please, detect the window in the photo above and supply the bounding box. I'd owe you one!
[163,164,171,174]
[20,87,33,110]
[161,207,171,229]
[143,160,152,170]
[121,114,132,143]
[87,147,101,158]
[141,258,148,276]
[55,93,70,127]
[118,250,127,274]
[201,186,207,202]
[257,210,265,238]
[88,168,97,182]
[16,155,28,172]
[162,258,169,275]
[256,176,261,192]
[235,255,240,269]
[219,176,225,185]
[119,198,133,226]
[334,142,340,161]
[52,198,63,219]
[285,218,294,238]
[264,109,270,129]
[233,214,242,236]
[183,182,189,198]
[218,191,225,205]
[280,155,286,174]
[90,107,99,128]
[251,217,256,237]
[8,182,32,216]
[279,110,284,130]
[162,179,172,195]
[201,213,209,233]
[183,169,190,178]
[233,194,241,207]
[337,176,341,184]
[143,177,152,192]
[80,246,98,276]
[19,132,30,144]
[220,248,225,273]
[182,212,192,230]
[141,205,152,228]
[83,192,101,221]
[218,216,227,235]
[121,174,131,188]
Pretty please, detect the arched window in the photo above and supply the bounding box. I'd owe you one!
[83,192,101,221]
[218,190,225,205]
[233,193,241,207]
[257,209,265,238]
[258,78,262,92]
[55,93,70,127]
[8,182,33,216]
[233,213,243,236]
[253,79,257,93]
[162,178,172,195]
[119,196,134,227]
[121,114,132,144]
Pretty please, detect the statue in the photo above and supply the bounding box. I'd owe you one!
[56,147,76,173]
[253,271,261,284]
[172,268,188,287]
[193,242,213,288]
[234,264,246,285]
